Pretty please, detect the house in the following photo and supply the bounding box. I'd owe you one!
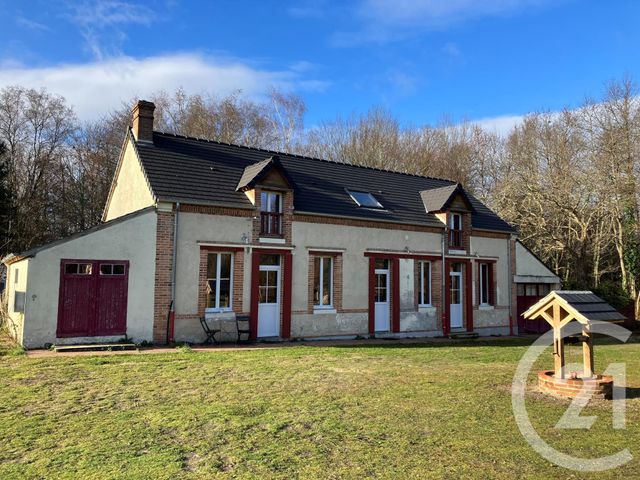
[1,101,560,348]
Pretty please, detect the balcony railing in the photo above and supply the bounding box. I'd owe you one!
[449,229,463,248]
[260,212,283,237]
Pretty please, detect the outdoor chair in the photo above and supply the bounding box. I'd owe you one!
[236,315,251,343]
[199,316,221,344]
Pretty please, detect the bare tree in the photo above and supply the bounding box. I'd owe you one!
[0,86,76,252]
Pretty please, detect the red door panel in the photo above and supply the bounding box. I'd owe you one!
[57,260,129,338]
[95,262,128,335]
[57,275,94,336]
[517,295,551,334]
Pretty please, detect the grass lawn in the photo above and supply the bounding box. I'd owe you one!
[1,335,640,479]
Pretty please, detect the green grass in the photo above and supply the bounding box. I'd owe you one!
[1,336,640,479]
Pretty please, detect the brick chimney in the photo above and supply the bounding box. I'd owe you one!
[131,100,155,142]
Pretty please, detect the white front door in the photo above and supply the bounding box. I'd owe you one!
[450,271,463,329]
[374,267,390,332]
[258,260,281,337]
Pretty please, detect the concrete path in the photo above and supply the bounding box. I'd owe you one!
[26,335,527,358]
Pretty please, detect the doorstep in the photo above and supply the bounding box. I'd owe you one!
[53,343,137,353]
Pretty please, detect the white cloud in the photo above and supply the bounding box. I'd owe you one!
[0,53,329,121]
[66,0,157,59]
[472,114,525,136]
[361,0,555,27]
[333,0,561,45]
[15,16,51,32]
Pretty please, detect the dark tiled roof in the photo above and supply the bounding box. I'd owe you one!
[135,132,514,232]
[556,291,626,322]
[420,184,473,213]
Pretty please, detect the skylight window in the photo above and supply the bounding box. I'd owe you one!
[347,189,384,209]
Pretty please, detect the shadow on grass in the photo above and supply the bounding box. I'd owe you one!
[613,386,640,400]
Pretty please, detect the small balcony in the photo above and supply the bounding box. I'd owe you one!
[449,229,463,248]
[260,211,283,237]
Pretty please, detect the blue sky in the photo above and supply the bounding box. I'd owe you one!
[1,0,639,132]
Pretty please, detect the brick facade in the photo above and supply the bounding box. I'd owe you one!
[149,197,513,342]
[153,209,175,344]
[431,260,443,331]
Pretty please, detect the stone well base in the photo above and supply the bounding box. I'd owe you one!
[538,370,613,400]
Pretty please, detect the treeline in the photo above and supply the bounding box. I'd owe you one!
[0,78,638,315]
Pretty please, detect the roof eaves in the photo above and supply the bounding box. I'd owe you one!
[1,253,30,266]
[154,197,254,210]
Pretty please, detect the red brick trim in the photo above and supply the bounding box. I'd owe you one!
[180,204,253,217]
[295,213,443,233]
[465,260,473,332]
[368,257,375,335]
[445,212,471,254]
[471,229,510,239]
[153,210,175,344]
[538,370,613,399]
[307,252,343,313]
[282,252,292,339]
[476,259,497,308]
[249,248,292,340]
[308,250,342,256]
[432,260,442,331]
[199,246,244,252]
[364,252,441,261]
[197,248,244,315]
[252,188,294,245]
[392,258,400,333]
[249,252,260,340]
[443,258,473,335]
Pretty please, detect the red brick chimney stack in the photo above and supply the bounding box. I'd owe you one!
[131,100,155,142]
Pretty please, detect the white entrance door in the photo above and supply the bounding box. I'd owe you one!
[258,259,281,337]
[374,267,390,332]
[450,270,463,329]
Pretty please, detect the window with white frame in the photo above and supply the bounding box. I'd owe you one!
[479,262,492,306]
[419,261,431,306]
[206,252,233,311]
[313,256,333,308]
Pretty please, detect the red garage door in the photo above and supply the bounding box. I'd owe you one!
[516,283,552,334]
[57,260,129,338]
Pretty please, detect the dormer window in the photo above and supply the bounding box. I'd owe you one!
[260,191,283,236]
[347,190,383,209]
[449,213,463,248]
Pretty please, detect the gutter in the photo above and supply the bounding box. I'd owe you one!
[167,202,180,344]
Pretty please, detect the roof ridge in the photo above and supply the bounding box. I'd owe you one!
[152,130,457,184]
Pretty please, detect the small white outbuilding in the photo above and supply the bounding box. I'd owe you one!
[2,207,157,348]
